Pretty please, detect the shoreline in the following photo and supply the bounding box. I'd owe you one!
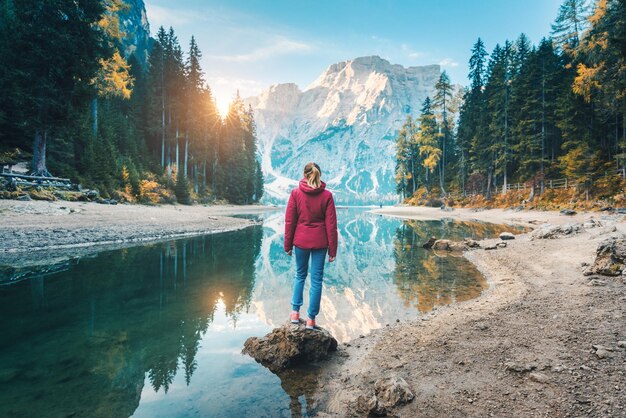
[313,206,626,417]
[369,205,608,227]
[0,200,277,277]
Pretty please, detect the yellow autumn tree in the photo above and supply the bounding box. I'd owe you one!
[90,0,134,137]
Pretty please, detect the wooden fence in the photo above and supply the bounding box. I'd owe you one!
[0,172,73,189]
[503,177,575,192]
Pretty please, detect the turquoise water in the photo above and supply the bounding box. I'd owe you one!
[0,209,524,417]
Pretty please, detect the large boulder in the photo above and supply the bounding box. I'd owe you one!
[242,320,338,373]
[591,236,626,276]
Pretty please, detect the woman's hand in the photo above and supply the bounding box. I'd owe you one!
[329,256,336,262]
[286,250,292,256]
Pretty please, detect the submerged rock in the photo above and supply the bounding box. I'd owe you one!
[242,320,338,373]
[590,236,626,276]
[432,239,451,250]
[422,236,437,249]
[430,238,481,252]
[560,209,577,216]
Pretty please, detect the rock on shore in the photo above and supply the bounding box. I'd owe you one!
[426,238,481,252]
[590,236,626,276]
[242,321,338,373]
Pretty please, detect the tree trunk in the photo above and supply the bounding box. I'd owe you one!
[503,81,509,195]
[486,169,493,200]
[175,125,179,176]
[184,131,189,178]
[161,99,165,168]
[203,159,207,190]
[212,150,217,192]
[91,97,98,139]
[167,106,172,175]
[540,59,546,195]
[410,158,415,195]
[31,129,49,177]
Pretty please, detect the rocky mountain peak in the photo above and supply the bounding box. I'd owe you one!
[246,57,440,204]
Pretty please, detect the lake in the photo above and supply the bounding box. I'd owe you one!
[0,208,525,417]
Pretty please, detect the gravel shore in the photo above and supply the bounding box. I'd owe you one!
[313,206,626,417]
[0,200,276,275]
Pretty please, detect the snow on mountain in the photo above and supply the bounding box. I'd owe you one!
[245,56,440,204]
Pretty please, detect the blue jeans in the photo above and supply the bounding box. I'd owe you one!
[291,246,327,319]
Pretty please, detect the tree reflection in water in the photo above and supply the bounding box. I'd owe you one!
[0,210,528,417]
[392,219,523,312]
[0,226,262,418]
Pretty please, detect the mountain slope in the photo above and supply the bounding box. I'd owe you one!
[119,0,151,68]
[245,56,440,204]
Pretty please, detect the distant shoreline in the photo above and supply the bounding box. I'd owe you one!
[0,200,276,275]
[369,205,589,227]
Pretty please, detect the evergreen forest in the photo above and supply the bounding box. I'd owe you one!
[0,0,263,204]
[395,0,625,207]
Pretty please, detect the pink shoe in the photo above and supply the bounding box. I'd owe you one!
[306,319,316,330]
[290,311,300,324]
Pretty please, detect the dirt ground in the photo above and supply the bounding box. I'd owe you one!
[313,206,626,417]
[0,199,276,269]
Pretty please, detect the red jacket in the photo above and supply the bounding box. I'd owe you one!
[284,178,338,257]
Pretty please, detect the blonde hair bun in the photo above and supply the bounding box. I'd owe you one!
[304,162,321,189]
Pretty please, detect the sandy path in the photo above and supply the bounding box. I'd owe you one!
[0,200,277,270]
[313,206,626,417]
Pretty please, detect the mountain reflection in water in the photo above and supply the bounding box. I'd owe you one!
[0,208,524,417]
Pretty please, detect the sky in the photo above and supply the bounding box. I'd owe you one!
[144,0,563,116]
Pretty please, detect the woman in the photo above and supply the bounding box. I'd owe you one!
[284,162,338,330]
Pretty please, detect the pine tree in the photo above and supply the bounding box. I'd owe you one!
[416,97,442,192]
[483,42,514,195]
[551,0,590,53]
[185,35,204,180]
[459,38,489,195]
[395,116,412,198]
[433,71,453,193]
[175,164,192,204]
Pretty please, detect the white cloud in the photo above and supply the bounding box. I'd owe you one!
[144,3,199,27]
[439,58,459,67]
[401,43,423,60]
[210,37,313,62]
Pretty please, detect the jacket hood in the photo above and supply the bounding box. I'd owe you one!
[299,178,326,194]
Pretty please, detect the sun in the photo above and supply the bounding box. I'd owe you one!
[215,95,230,119]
